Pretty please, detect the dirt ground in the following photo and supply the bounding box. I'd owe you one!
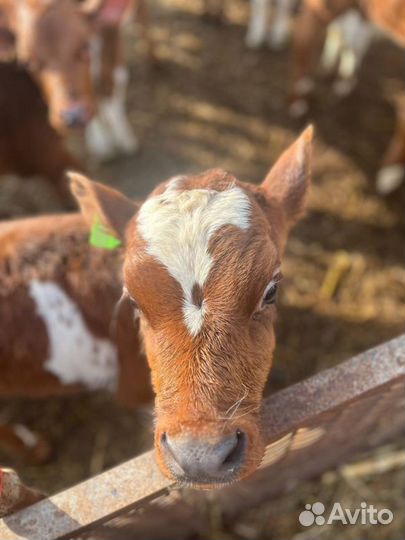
[0,0,404,538]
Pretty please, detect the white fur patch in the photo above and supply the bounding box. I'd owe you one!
[86,66,138,161]
[137,186,251,336]
[376,164,404,195]
[13,425,38,449]
[29,281,118,390]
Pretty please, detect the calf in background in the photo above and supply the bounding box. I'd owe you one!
[0,0,152,188]
[290,0,404,193]
[0,212,151,463]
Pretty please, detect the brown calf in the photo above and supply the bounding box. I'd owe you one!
[70,127,313,487]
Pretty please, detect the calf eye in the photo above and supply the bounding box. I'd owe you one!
[262,282,278,306]
[262,282,278,308]
[259,272,282,311]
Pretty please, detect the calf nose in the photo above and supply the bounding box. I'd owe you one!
[162,430,246,481]
[61,103,91,129]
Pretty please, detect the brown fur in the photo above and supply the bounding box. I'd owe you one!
[0,61,82,191]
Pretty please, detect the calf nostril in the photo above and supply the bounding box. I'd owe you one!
[222,429,245,466]
[61,104,90,128]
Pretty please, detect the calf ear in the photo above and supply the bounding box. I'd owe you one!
[68,172,138,240]
[261,126,313,227]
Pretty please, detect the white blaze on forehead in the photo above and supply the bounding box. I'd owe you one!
[29,281,118,390]
[137,185,251,336]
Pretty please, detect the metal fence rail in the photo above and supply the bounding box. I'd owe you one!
[0,335,404,540]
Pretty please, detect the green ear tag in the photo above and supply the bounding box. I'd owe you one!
[90,217,122,250]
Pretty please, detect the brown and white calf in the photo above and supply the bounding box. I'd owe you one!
[69,127,313,487]
[290,0,404,193]
[246,0,376,111]
[290,0,404,116]
[0,0,148,168]
[0,212,151,462]
[0,128,312,488]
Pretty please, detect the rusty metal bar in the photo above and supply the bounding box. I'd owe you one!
[0,453,174,540]
[0,335,403,540]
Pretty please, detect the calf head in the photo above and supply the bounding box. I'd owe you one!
[70,127,313,488]
[12,0,103,130]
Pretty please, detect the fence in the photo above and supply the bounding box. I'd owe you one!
[0,335,404,540]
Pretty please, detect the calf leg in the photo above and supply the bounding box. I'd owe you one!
[246,0,270,49]
[86,26,138,161]
[289,0,354,117]
[0,425,51,465]
[0,468,45,517]
[376,96,405,194]
[332,11,374,96]
[268,0,296,50]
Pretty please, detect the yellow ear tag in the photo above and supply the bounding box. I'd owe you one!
[90,217,122,250]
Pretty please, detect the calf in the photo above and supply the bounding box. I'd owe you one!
[0,0,149,172]
[0,212,151,462]
[290,0,404,113]
[1,128,312,488]
[246,0,375,100]
[0,0,96,132]
[70,127,313,487]
[290,0,404,193]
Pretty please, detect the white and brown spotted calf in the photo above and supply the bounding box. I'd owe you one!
[0,213,151,463]
[1,128,312,490]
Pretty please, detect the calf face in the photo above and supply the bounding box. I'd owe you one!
[14,0,98,130]
[70,128,313,488]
